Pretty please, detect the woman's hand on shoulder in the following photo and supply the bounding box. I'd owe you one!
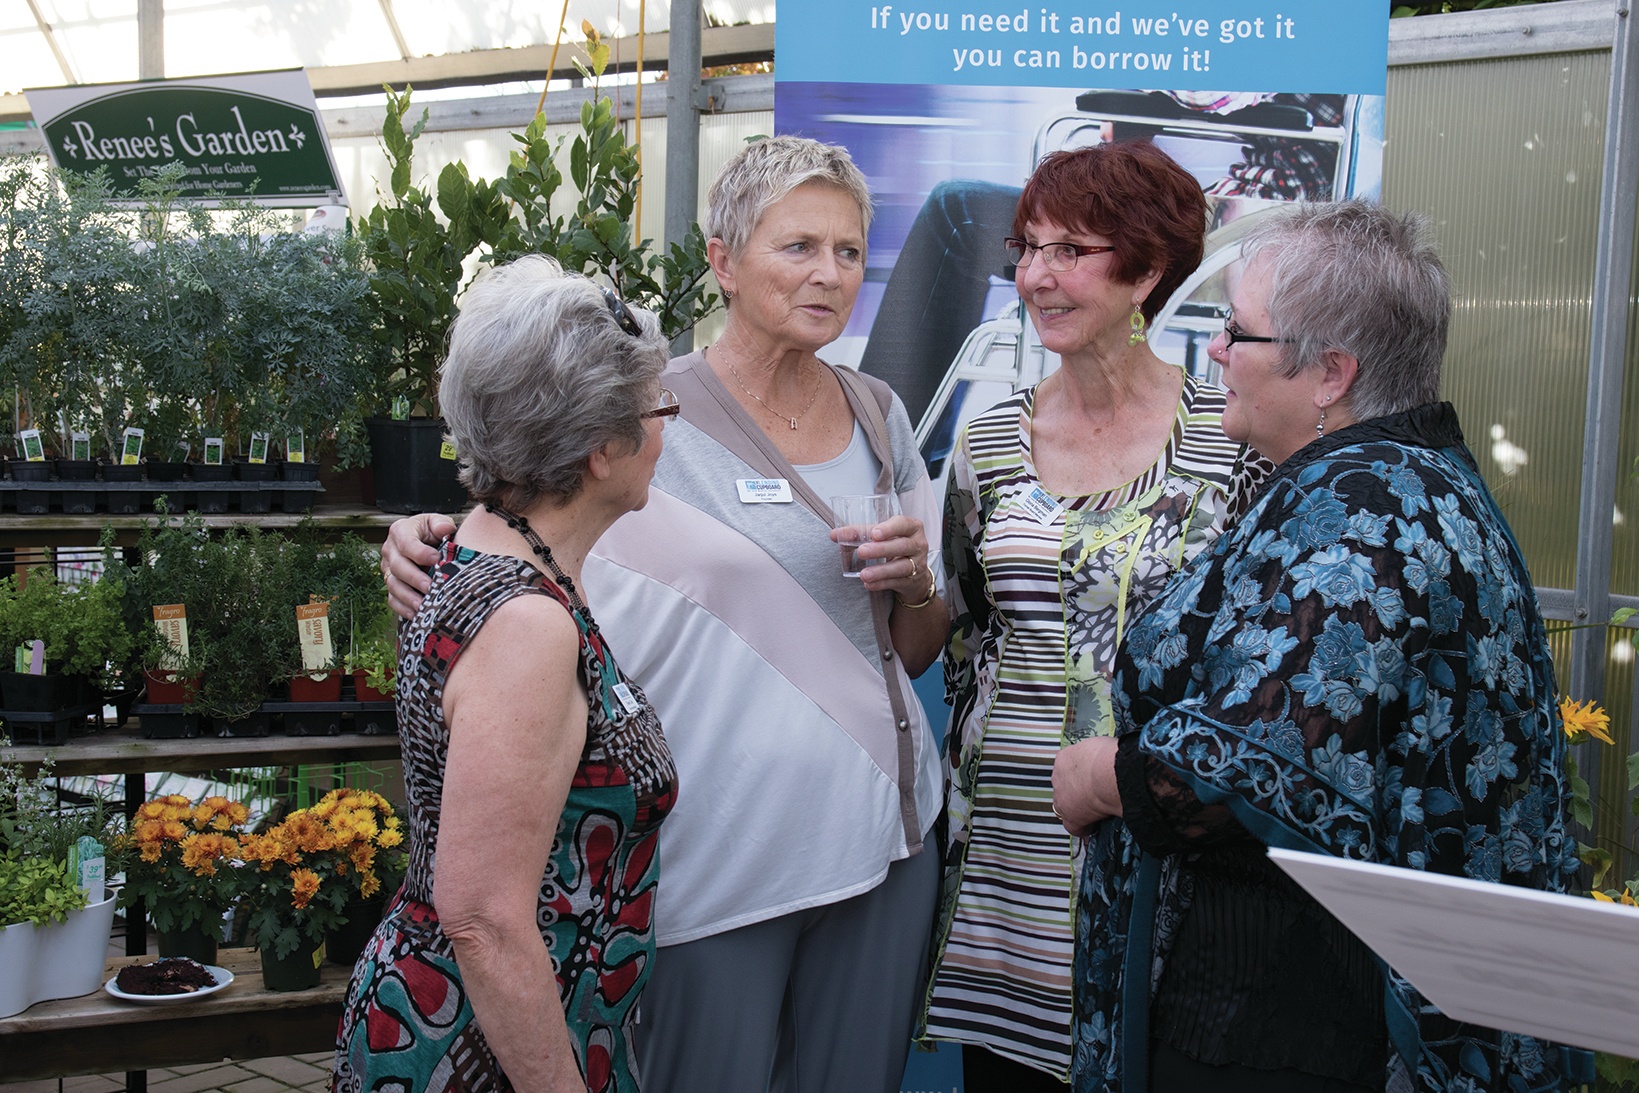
[383,513,457,619]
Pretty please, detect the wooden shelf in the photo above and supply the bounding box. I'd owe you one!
[0,948,350,1082]
[0,722,401,776]
[0,504,404,549]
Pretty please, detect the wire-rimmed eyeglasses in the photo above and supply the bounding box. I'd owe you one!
[1220,310,1296,349]
[1003,236,1116,272]
[641,389,680,420]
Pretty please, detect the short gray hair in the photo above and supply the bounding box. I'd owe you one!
[440,256,670,509]
[1246,200,1450,422]
[704,136,874,257]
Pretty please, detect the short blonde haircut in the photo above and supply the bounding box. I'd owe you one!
[704,136,874,258]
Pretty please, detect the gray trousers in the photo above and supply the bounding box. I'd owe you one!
[635,847,940,1093]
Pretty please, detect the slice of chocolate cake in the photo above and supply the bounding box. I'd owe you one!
[115,957,218,995]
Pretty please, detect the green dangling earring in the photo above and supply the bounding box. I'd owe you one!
[1128,306,1148,346]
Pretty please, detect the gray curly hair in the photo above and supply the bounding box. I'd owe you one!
[1245,200,1450,422]
[439,256,670,509]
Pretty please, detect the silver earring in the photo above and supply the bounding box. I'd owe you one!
[1316,408,1327,439]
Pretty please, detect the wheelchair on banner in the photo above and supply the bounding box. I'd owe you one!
[912,89,1382,488]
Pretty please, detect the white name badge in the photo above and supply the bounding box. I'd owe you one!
[611,681,641,716]
[1019,484,1066,525]
[737,478,794,504]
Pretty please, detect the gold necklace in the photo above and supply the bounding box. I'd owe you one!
[723,358,823,430]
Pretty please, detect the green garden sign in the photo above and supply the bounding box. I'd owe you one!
[25,70,344,207]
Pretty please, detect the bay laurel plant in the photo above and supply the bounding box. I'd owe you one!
[360,28,719,417]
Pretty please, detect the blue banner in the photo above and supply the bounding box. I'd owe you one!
[777,0,1386,95]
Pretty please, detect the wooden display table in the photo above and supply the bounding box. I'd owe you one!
[0,948,349,1082]
[0,723,402,776]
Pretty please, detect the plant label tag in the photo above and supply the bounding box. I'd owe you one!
[248,432,270,465]
[296,601,335,674]
[204,437,224,465]
[19,428,44,461]
[70,431,90,461]
[612,681,641,716]
[122,427,145,465]
[153,604,190,667]
[736,479,794,504]
[76,837,105,903]
[440,440,458,461]
[1019,485,1066,525]
[173,440,190,461]
[391,396,410,421]
[28,639,44,675]
[287,431,305,464]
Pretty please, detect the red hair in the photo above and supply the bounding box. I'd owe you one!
[1013,142,1207,322]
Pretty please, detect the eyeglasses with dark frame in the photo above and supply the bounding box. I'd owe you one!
[641,388,680,421]
[1003,236,1117,272]
[1220,309,1297,349]
[602,285,642,337]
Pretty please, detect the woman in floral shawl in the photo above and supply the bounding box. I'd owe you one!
[1051,201,1592,1093]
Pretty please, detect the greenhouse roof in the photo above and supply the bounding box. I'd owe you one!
[2,0,775,121]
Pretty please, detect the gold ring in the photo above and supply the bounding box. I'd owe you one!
[909,558,919,579]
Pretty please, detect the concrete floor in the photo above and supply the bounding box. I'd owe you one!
[1,1053,333,1093]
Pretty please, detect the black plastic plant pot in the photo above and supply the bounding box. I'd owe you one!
[101,462,144,514]
[214,710,272,737]
[7,458,54,482]
[136,704,204,739]
[0,671,90,712]
[57,458,99,514]
[366,417,466,515]
[234,460,275,513]
[191,461,233,514]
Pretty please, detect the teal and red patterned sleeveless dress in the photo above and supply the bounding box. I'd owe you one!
[333,542,677,1093]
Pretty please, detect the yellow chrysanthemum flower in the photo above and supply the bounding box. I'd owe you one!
[1559,697,1614,745]
[290,868,321,909]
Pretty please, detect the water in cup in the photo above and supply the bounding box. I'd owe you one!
[831,494,895,577]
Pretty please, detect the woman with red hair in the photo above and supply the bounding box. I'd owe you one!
[925,141,1267,1088]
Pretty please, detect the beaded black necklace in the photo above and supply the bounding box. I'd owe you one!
[485,503,597,631]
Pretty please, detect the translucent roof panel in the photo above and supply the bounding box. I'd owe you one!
[4,0,775,97]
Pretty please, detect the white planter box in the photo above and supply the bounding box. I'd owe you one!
[0,895,117,1018]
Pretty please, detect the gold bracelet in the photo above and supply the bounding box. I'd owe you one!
[894,568,938,610]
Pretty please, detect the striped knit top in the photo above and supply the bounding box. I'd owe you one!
[921,376,1264,1077]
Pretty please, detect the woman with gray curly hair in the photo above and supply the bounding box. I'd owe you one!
[335,256,679,1093]
[1052,201,1589,1092]
[382,138,948,1093]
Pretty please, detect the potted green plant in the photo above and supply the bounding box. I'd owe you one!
[111,511,288,733]
[0,157,151,514]
[0,751,120,1017]
[108,790,249,964]
[357,55,719,514]
[107,511,211,731]
[277,526,381,732]
[0,562,131,743]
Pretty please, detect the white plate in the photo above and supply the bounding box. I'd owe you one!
[105,962,234,1004]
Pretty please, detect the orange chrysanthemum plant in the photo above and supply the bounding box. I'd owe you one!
[307,788,407,902]
[111,793,250,940]
[238,789,404,959]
